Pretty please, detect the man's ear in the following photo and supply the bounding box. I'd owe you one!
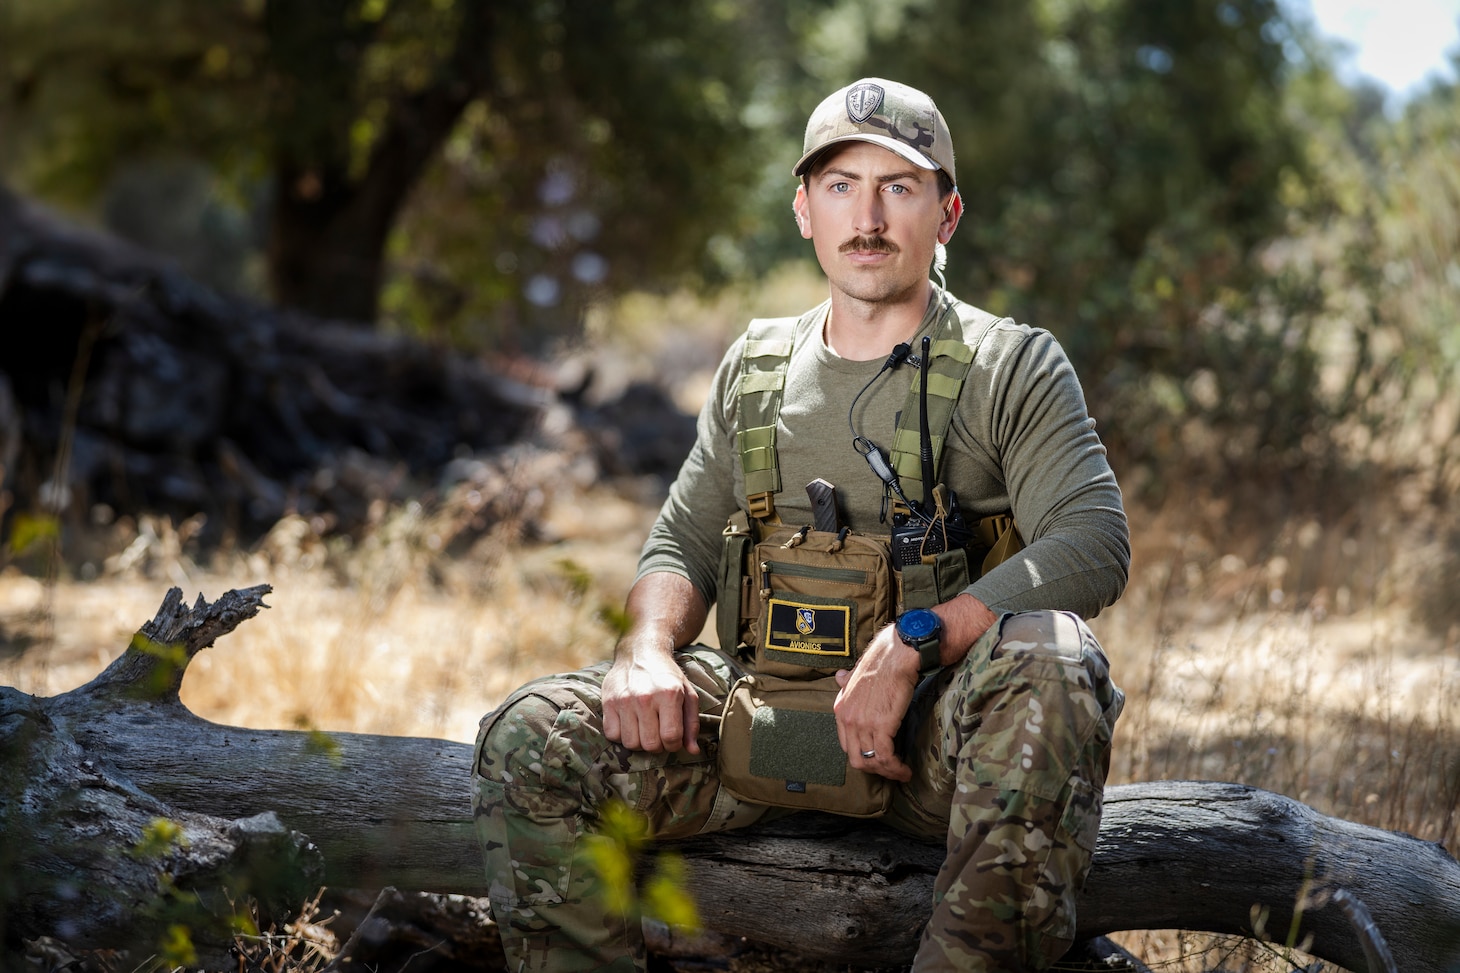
[937,190,963,244]
[793,185,812,239]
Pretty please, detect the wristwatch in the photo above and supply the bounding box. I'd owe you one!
[895,608,943,675]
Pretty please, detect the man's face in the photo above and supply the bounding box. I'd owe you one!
[793,140,959,309]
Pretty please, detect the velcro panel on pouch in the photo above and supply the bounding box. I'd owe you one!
[748,706,847,787]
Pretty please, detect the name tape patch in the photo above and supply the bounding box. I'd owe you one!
[765,598,851,656]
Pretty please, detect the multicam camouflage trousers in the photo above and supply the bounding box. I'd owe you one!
[471,610,1124,972]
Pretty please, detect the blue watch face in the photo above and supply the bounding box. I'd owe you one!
[899,608,940,641]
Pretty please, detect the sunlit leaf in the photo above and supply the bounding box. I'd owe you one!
[7,513,60,556]
[642,852,700,932]
[158,923,198,967]
[131,817,188,860]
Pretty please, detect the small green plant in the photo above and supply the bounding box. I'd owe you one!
[296,717,345,768]
[578,799,701,934]
[555,558,594,599]
[130,634,190,697]
[129,817,188,860]
[157,923,198,967]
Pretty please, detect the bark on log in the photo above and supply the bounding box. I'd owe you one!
[4,586,1459,973]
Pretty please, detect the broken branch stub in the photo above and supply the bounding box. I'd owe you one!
[78,585,272,704]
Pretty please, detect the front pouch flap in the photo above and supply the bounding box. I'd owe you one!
[749,527,894,678]
[717,673,892,818]
[898,546,973,611]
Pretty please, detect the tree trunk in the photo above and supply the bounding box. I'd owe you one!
[3,586,1458,972]
[263,1,497,323]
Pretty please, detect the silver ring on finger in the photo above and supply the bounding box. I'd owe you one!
[860,749,877,759]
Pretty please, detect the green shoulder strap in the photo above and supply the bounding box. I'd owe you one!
[735,312,808,521]
[888,302,1002,509]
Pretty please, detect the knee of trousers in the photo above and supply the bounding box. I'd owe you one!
[474,689,606,800]
[944,610,1123,791]
[989,609,1121,709]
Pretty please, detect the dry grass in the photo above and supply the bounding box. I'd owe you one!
[1086,483,1460,972]
[0,482,655,744]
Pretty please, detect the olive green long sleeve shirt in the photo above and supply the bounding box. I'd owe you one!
[636,290,1129,620]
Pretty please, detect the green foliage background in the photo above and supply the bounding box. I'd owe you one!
[2,0,1458,506]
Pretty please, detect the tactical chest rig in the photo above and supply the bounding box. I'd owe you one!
[712,299,1024,816]
[715,299,1024,679]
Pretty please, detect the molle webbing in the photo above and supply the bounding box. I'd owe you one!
[737,301,1000,519]
[890,333,976,508]
[736,313,810,521]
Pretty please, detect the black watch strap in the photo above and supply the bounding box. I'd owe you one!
[915,636,941,674]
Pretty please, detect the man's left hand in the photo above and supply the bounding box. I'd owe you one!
[834,624,919,783]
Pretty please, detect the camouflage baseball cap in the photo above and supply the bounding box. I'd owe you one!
[793,78,956,185]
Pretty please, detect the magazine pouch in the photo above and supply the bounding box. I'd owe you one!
[717,513,755,655]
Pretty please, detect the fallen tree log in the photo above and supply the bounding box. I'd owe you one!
[3,586,1458,971]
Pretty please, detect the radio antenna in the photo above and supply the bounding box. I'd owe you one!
[918,334,934,513]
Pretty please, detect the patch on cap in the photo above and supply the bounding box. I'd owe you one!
[845,82,884,123]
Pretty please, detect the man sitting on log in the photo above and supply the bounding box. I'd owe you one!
[471,77,1130,973]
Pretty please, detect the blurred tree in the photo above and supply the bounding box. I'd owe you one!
[382,0,818,349]
[845,0,1307,426]
[0,0,796,334]
[1374,74,1460,419]
[767,0,1460,504]
[261,0,495,322]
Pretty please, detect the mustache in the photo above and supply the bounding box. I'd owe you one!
[838,235,899,254]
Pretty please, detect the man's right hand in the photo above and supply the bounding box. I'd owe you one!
[602,646,701,754]
[602,571,710,755]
